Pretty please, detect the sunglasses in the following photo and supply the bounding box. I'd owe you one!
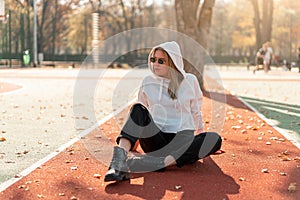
[150,57,166,65]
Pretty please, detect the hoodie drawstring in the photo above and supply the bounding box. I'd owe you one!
[158,79,163,102]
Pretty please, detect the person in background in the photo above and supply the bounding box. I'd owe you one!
[264,41,273,71]
[104,41,222,182]
[253,44,266,74]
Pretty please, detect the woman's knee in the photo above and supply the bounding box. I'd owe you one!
[196,132,222,158]
[129,103,151,126]
[207,132,222,148]
[131,103,147,113]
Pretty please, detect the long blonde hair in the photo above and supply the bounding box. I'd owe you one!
[152,48,184,100]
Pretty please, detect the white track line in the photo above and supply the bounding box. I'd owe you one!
[0,80,25,96]
[236,95,300,150]
[0,98,136,193]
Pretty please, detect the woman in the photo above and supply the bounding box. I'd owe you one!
[104,41,222,182]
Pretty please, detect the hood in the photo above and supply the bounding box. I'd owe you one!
[148,41,186,78]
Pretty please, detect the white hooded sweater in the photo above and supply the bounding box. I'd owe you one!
[138,41,204,134]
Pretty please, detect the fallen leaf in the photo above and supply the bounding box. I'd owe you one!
[259,132,265,136]
[93,174,101,179]
[0,137,6,142]
[231,125,241,130]
[288,183,296,192]
[266,141,271,145]
[14,174,22,178]
[66,148,74,152]
[240,129,247,134]
[246,125,253,129]
[239,177,246,181]
[278,151,289,156]
[227,111,234,115]
[281,156,292,161]
[270,137,278,140]
[175,185,182,190]
[37,194,45,198]
[23,150,29,154]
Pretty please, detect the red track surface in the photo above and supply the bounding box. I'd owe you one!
[1,92,299,200]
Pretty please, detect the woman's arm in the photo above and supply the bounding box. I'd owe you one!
[137,80,149,108]
[190,76,204,134]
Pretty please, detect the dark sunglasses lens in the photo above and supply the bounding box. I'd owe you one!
[158,59,164,64]
[150,57,156,63]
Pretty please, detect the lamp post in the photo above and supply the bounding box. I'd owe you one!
[33,0,37,67]
[8,9,11,68]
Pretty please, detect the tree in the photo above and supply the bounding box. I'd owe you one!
[249,0,274,49]
[175,0,215,91]
[68,10,92,55]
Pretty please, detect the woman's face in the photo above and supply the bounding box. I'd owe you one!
[151,49,170,78]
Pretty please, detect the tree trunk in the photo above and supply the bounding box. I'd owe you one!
[52,0,58,58]
[250,0,273,49]
[175,0,215,91]
[262,0,273,43]
[250,0,262,49]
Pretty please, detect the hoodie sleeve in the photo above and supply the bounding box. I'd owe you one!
[190,76,204,133]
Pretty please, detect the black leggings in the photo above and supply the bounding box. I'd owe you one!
[117,103,222,167]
